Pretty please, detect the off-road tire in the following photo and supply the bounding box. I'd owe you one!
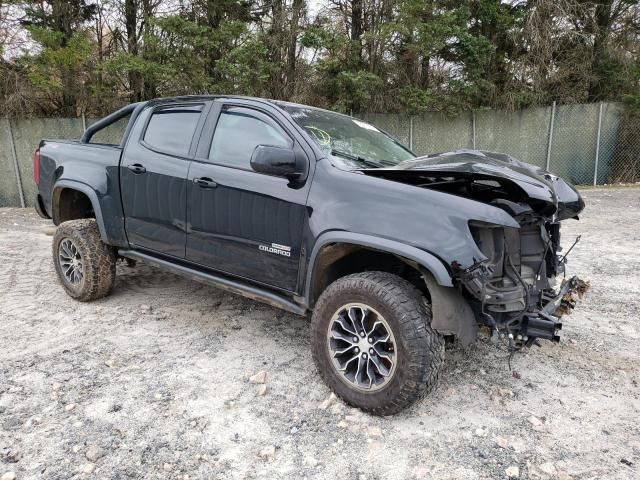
[311,271,445,415]
[52,219,116,301]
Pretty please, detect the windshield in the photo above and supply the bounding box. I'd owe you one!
[282,105,415,169]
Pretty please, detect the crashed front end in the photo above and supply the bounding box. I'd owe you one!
[364,149,588,346]
[460,206,588,346]
[421,151,587,346]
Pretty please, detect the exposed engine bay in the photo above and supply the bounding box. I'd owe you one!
[461,208,588,347]
[361,149,589,347]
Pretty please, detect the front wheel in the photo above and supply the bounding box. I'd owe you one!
[310,271,445,415]
[52,219,116,302]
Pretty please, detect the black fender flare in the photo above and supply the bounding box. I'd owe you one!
[421,270,478,346]
[304,231,453,305]
[52,180,109,244]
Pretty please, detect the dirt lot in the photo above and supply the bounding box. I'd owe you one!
[0,187,639,480]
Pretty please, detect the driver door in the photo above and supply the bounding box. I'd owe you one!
[185,102,310,292]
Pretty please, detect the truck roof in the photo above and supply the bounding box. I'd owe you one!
[144,95,347,118]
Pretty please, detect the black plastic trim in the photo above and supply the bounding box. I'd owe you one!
[138,102,209,160]
[304,231,453,306]
[52,180,110,243]
[34,194,50,219]
[81,103,143,145]
[118,249,308,316]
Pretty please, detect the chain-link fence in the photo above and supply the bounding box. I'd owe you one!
[361,102,640,187]
[1,102,638,207]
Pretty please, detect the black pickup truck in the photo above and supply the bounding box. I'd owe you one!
[34,95,586,414]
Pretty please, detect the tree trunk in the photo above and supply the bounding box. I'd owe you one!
[587,0,614,102]
[205,0,222,82]
[268,0,285,99]
[52,1,77,115]
[351,0,363,68]
[141,0,156,99]
[125,0,143,102]
[419,4,433,89]
[286,0,304,98]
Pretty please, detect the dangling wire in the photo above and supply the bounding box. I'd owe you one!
[505,323,518,370]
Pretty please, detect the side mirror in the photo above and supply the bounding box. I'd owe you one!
[250,145,303,179]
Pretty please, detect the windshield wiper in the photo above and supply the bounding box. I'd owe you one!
[330,149,385,169]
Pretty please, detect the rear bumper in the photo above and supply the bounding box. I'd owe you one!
[34,194,50,219]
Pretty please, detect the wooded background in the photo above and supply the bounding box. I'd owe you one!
[1,1,639,117]
[1,0,639,208]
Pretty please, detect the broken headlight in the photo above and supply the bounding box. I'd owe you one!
[468,221,505,266]
[466,221,526,313]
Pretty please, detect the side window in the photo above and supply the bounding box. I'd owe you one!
[209,107,290,169]
[144,105,203,155]
[88,113,131,146]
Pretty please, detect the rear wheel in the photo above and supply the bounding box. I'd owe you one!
[52,219,116,301]
[310,271,445,415]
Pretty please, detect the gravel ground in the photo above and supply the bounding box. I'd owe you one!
[1,187,639,480]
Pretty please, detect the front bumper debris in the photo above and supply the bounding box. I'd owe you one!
[522,276,590,343]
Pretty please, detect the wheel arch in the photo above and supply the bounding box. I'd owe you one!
[304,232,453,308]
[305,233,478,346]
[52,180,109,244]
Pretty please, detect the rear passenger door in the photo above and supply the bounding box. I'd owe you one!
[186,100,311,292]
[121,102,207,257]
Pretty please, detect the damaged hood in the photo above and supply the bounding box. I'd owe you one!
[363,149,585,220]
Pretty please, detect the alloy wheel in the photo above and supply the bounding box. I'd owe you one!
[326,303,397,391]
[58,238,84,285]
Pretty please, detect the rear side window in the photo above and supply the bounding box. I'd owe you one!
[88,113,131,146]
[144,105,203,155]
[209,107,290,169]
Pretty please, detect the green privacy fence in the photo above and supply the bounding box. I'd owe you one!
[361,102,638,187]
[0,116,122,208]
[1,103,638,207]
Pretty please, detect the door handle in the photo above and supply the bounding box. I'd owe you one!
[193,177,217,189]
[127,163,146,174]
